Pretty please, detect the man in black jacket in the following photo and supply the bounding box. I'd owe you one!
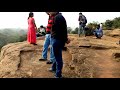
[78,12,87,37]
[49,12,70,78]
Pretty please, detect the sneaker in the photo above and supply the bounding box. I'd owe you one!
[48,68,56,73]
[62,47,67,51]
[30,43,37,45]
[54,74,63,78]
[46,61,53,64]
[39,58,47,61]
[33,43,37,45]
[55,76,63,78]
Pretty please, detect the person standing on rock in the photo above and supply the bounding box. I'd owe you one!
[39,12,55,64]
[49,12,70,78]
[27,12,37,45]
[78,12,87,37]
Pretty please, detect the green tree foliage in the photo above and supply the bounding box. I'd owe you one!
[112,17,120,28]
[87,22,98,30]
[104,20,113,30]
[85,22,98,35]
[67,27,72,34]
[104,17,120,30]
[71,27,79,34]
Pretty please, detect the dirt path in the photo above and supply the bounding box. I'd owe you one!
[92,49,120,78]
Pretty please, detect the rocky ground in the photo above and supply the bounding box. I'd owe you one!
[1,30,120,78]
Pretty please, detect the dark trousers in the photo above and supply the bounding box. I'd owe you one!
[51,38,65,77]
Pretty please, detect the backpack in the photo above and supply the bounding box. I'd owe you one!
[80,15,87,24]
[84,16,87,24]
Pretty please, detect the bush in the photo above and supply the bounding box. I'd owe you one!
[71,27,79,34]
[86,22,98,36]
[85,27,94,36]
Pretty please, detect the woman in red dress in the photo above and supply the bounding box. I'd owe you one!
[27,12,37,45]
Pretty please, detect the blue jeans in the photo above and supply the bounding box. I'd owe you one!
[78,24,86,36]
[42,34,55,62]
[51,38,65,77]
[95,32,103,38]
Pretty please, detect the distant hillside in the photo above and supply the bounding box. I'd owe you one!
[0,33,9,49]
[0,28,27,50]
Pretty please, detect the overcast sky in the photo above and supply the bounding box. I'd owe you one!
[0,12,120,29]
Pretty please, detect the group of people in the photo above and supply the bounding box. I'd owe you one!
[27,12,104,78]
[78,13,103,39]
[27,12,70,78]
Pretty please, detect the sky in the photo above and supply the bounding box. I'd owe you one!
[0,12,120,29]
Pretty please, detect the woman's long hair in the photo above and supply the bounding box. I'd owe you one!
[28,12,34,20]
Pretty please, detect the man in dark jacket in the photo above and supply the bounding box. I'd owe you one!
[78,12,87,37]
[49,12,70,78]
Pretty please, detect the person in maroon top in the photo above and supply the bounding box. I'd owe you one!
[39,12,55,64]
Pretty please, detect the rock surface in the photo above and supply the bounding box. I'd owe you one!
[1,33,120,78]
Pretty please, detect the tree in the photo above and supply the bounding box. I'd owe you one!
[87,22,98,30]
[86,22,98,35]
[67,27,72,34]
[71,27,79,34]
[112,17,120,28]
[104,20,113,30]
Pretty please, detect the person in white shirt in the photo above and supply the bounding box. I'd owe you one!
[93,25,103,39]
[40,25,46,35]
[100,23,103,29]
[36,25,46,37]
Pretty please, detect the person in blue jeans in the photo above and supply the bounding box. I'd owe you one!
[78,12,87,37]
[39,12,55,64]
[93,24,103,39]
[49,12,70,78]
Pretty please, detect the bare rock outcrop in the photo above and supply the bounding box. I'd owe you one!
[0,35,120,78]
